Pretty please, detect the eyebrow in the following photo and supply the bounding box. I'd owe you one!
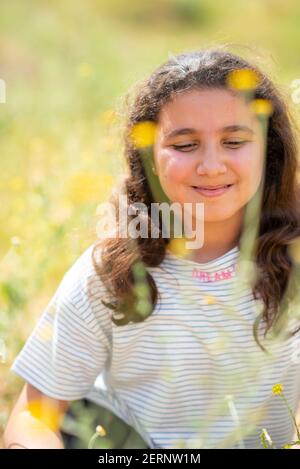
[164,125,254,139]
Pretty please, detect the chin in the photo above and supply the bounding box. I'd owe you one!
[201,207,237,222]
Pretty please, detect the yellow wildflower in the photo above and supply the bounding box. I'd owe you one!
[272,383,283,395]
[88,424,107,448]
[27,399,61,432]
[227,69,260,91]
[96,425,106,437]
[204,295,217,305]
[168,238,187,257]
[250,99,273,117]
[129,121,157,148]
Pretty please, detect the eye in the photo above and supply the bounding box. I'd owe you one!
[223,140,247,148]
[172,144,197,152]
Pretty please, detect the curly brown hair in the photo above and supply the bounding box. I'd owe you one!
[91,46,300,352]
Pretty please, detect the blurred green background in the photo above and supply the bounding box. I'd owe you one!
[1,0,300,446]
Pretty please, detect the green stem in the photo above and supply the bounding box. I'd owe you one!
[88,432,99,449]
[280,394,300,441]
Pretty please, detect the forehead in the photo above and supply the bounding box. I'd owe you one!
[157,88,259,134]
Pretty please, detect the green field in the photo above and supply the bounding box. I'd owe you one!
[1,0,300,447]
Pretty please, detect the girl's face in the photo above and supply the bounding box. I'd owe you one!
[153,88,265,223]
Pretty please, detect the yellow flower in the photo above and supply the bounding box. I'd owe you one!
[88,424,107,448]
[129,121,157,148]
[227,69,260,91]
[272,383,283,395]
[250,99,273,117]
[168,238,187,257]
[96,425,106,437]
[27,399,62,432]
[204,295,217,305]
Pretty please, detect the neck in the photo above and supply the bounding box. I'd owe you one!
[184,209,243,263]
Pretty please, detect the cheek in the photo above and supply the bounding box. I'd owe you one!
[156,150,193,185]
[232,145,264,195]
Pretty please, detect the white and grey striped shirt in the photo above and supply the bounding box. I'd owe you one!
[11,243,300,449]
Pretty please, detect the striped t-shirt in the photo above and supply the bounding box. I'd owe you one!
[11,242,300,449]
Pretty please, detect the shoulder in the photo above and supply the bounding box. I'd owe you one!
[53,242,112,325]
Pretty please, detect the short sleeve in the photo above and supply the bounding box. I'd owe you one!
[10,244,112,400]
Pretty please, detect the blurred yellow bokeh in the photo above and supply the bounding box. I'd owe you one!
[27,399,62,432]
[65,172,114,204]
[227,68,260,91]
[129,121,157,148]
[168,237,188,257]
[250,98,274,116]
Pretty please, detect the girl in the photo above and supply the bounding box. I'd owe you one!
[4,47,300,449]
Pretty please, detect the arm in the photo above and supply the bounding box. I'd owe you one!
[6,245,110,449]
[4,383,70,449]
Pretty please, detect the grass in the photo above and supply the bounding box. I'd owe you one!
[1,0,300,448]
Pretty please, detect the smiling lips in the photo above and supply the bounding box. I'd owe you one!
[192,184,233,197]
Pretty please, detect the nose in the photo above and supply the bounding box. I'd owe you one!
[196,141,227,176]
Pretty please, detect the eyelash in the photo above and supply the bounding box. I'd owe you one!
[172,141,248,152]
